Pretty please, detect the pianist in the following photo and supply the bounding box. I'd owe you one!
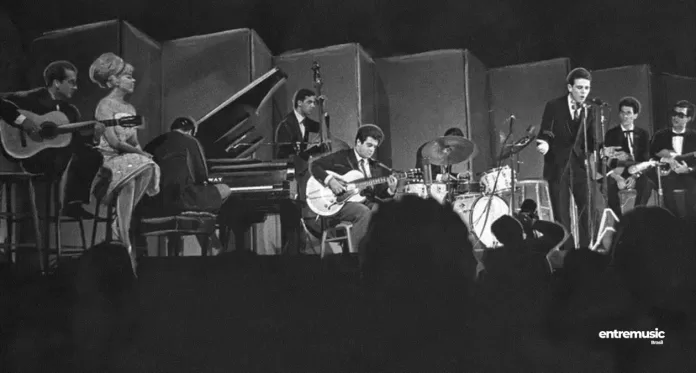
[139,117,259,249]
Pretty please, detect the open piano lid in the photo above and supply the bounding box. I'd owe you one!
[195,67,287,160]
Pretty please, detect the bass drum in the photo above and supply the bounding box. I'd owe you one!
[452,194,509,248]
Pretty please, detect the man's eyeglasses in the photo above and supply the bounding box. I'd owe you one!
[672,111,690,119]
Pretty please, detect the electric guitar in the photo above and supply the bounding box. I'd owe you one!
[657,151,696,176]
[0,109,144,159]
[609,160,660,190]
[306,169,419,217]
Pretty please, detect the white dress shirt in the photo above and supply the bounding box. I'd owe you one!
[672,128,685,155]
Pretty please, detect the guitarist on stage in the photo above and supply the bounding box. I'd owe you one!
[650,100,696,218]
[310,124,397,263]
[601,97,654,217]
[0,60,104,219]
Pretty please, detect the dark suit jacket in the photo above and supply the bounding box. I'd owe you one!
[141,131,222,216]
[1,88,80,123]
[310,148,392,202]
[650,127,696,175]
[603,125,651,177]
[274,111,321,160]
[537,95,596,180]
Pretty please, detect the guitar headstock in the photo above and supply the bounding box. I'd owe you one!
[116,115,145,128]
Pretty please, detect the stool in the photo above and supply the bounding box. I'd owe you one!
[0,172,45,272]
[138,211,218,256]
[91,197,116,247]
[320,222,354,259]
[511,179,555,222]
[39,178,89,262]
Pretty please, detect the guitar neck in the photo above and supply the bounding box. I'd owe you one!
[59,118,121,131]
[353,176,392,188]
[675,151,696,161]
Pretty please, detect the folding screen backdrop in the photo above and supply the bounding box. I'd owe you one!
[162,28,274,161]
[651,73,696,132]
[376,49,491,175]
[488,58,570,180]
[16,20,162,257]
[273,43,375,152]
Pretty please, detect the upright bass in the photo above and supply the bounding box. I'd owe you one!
[310,61,349,155]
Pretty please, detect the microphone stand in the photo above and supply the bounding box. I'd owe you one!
[582,105,595,247]
[599,105,609,205]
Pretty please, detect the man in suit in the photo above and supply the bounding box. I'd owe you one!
[0,60,103,219]
[536,67,596,249]
[310,124,398,263]
[141,117,260,250]
[602,97,654,217]
[650,100,696,218]
[275,88,327,253]
[415,127,466,181]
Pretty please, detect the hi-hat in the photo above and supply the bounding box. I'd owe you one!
[422,136,478,166]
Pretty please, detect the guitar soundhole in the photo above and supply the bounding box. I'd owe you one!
[39,122,59,140]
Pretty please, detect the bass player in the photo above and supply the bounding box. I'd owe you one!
[309,124,397,264]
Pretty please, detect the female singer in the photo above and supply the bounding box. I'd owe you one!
[88,53,160,265]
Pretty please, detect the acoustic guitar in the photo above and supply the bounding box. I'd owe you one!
[0,109,143,159]
[306,169,419,217]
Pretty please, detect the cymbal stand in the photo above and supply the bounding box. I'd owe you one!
[656,167,664,208]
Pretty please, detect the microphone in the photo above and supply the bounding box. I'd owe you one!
[509,114,516,130]
[587,97,609,106]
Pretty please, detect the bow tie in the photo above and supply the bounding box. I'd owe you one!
[673,133,685,137]
[622,130,634,134]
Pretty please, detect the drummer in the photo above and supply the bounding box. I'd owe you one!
[415,127,466,181]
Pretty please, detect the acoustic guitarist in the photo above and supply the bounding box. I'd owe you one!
[309,124,397,264]
[0,61,104,219]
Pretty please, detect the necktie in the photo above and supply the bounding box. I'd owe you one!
[623,131,634,155]
[573,103,582,120]
[360,159,369,178]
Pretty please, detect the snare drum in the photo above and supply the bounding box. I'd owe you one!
[401,182,449,204]
[452,181,481,194]
[452,194,509,248]
[480,166,515,195]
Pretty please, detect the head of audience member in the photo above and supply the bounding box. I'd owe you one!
[362,196,476,309]
[566,67,592,105]
[354,124,384,160]
[618,96,641,129]
[89,53,136,95]
[612,206,696,312]
[491,215,525,248]
[44,60,78,100]
[671,100,694,132]
[444,127,464,137]
[170,116,196,136]
[293,88,316,118]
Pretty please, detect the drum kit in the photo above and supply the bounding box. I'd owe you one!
[397,135,531,249]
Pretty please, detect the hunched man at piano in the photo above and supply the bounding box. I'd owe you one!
[141,117,262,250]
[275,88,328,253]
[310,124,398,265]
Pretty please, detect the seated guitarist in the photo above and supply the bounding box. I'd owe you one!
[0,61,103,219]
[602,97,654,217]
[650,100,696,218]
[310,124,397,263]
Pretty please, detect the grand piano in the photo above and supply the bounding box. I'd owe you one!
[195,67,296,250]
[196,67,295,210]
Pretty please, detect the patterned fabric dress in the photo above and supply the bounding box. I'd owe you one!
[92,97,160,205]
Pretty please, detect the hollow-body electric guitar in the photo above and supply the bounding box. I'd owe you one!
[0,109,143,159]
[306,169,418,216]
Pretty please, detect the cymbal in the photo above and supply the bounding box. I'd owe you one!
[422,136,478,166]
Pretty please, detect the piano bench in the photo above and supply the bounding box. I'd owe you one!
[138,211,218,256]
[320,222,354,259]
